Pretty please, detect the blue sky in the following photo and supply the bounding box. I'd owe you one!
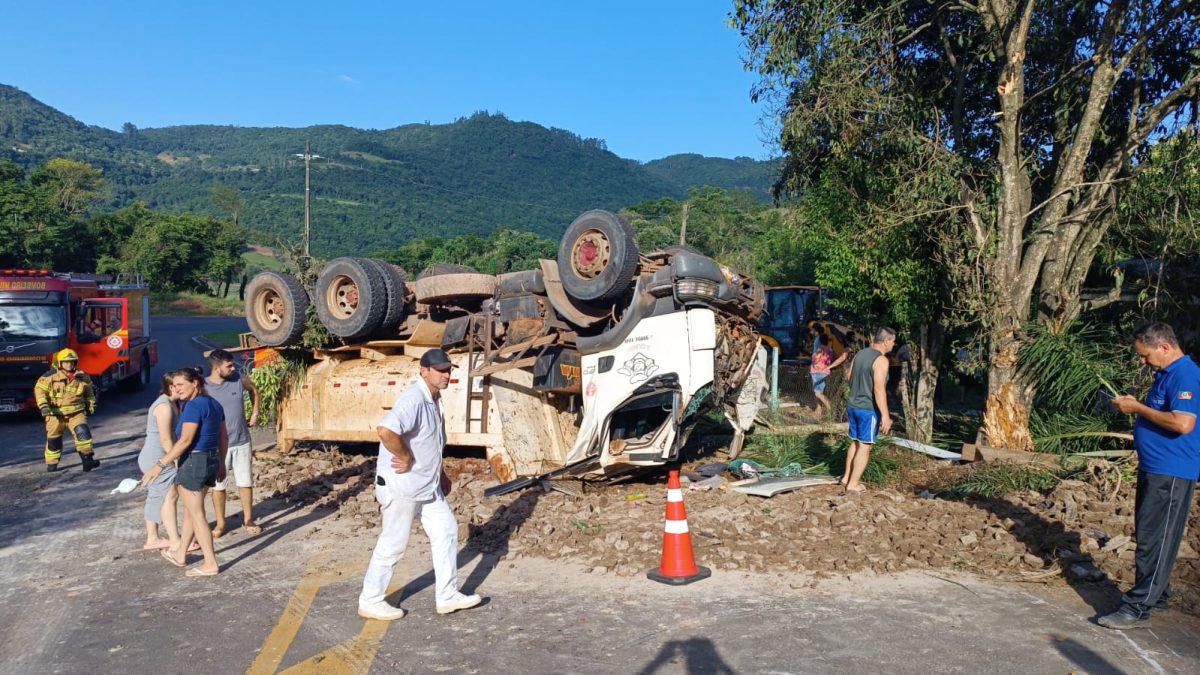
[1,1,773,162]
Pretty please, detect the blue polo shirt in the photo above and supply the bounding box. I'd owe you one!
[1133,354,1200,480]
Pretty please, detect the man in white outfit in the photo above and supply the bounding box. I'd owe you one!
[358,348,481,621]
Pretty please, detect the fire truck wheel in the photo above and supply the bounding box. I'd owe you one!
[315,257,387,340]
[361,259,410,335]
[245,272,310,346]
[135,353,151,390]
[413,273,497,305]
[557,209,639,304]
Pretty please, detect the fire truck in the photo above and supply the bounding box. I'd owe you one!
[0,269,159,414]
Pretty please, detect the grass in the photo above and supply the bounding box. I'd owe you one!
[200,330,243,347]
[934,462,1065,499]
[744,431,905,486]
[242,250,286,272]
[151,291,244,317]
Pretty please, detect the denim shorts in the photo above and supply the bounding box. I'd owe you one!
[176,452,218,492]
[811,373,828,394]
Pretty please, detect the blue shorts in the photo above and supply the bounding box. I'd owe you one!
[848,408,879,444]
[811,373,828,394]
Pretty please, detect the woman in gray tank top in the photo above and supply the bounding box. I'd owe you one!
[137,374,182,550]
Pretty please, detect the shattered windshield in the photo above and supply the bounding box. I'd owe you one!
[0,305,68,340]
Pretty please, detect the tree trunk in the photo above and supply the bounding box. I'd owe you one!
[899,322,944,444]
[981,338,1035,451]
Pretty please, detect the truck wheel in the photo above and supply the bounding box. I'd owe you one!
[136,352,151,390]
[557,209,639,304]
[362,258,410,334]
[414,273,497,304]
[245,272,310,346]
[315,257,387,341]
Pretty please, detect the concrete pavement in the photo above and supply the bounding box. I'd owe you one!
[0,316,1197,674]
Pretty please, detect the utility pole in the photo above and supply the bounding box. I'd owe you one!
[295,141,322,257]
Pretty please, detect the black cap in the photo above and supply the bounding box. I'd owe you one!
[419,348,456,371]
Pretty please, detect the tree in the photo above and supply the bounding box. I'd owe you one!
[211,183,245,227]
[30,158,104,217]
[734,0,1200,449]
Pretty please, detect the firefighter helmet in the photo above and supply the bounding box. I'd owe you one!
[55,348,80,364]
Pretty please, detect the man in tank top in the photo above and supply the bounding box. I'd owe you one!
[205,349,262,536]
[841,327,896,493]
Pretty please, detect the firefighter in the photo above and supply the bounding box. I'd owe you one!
[34,349,100,473]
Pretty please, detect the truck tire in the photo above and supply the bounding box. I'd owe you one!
[362,258,410,334]
[315,257,386,340]
[414,272,497,304]
[245,271,310,346]
[136,352,151,390]
[557,209,639,304]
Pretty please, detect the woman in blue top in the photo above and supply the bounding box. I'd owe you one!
[140,368,227,577]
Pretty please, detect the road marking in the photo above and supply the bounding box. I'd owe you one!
[247,553,398,675]
[246,554,340,675]
[1120,632,1166,675]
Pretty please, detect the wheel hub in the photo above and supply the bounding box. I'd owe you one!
[329,275,360,319]
[571,229,611,279]
[259,290,284,327]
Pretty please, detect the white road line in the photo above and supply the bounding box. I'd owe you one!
[1121,632,1167,675]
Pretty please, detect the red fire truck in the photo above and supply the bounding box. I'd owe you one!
[0,269,159,414]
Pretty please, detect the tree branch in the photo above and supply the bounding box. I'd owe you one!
[1081,268,1126,314]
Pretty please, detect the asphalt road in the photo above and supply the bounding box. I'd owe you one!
[1,316,1197,674]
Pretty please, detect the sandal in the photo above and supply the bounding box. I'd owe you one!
[187,541,200,552]
[840,485,867,495]
[160,549,186,567]
[244,523,263,535]
[185,567,219,578]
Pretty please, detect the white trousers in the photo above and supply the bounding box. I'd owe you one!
[359,482,459,606]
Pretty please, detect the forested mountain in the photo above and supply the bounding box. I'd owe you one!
[1,84,776,256]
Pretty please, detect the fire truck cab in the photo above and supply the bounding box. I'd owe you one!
[0,269,158,414]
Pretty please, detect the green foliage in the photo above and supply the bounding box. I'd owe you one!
[1018,322,1144,412]
[2,87,777,258]
[246,355,308,426]
[937,463,1065,499]
[744,432,902,486]
[374,229,557,276]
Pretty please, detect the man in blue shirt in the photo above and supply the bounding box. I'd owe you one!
[1099,322,1199,630]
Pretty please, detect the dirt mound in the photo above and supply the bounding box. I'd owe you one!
[253,447,1200,614]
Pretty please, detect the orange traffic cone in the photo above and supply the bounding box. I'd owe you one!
[647,469,711,585]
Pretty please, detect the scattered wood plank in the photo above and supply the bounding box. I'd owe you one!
[888,437,962,461]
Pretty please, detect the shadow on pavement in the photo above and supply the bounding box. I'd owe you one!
[393,487,544,606]
[964,497,1123,616]
[1051,636,1124,675]
[635,638,737,675]
[215,463,372,571]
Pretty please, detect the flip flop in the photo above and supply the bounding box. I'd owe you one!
[187,541,200,552]
[840,485,867,495]
[185,567,219,578]
[244,524,263,535]
[143,539,171,551]
[160,549,186,567]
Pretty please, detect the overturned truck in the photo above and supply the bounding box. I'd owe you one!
[244,210,771,492]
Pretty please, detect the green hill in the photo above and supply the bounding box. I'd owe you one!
[1,83,776,256]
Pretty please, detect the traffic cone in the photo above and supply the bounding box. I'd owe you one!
[647,469,711,585]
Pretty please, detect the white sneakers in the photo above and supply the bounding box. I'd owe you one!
[436,591,482,615]
[358,600,406,621]
[358,592,481,619]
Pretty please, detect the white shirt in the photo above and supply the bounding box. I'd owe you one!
[376,378,445,500]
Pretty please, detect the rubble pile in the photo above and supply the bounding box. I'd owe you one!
[254,446,1200,613]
